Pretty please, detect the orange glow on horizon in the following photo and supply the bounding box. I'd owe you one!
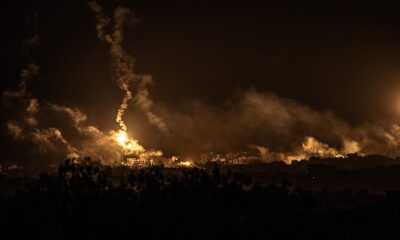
[113,130,145,155]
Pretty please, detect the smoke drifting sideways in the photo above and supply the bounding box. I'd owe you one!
[157,90,400,163]
[2,1,167,170]
[2,2,400,171]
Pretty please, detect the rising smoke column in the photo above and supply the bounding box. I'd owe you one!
[88,1,169,135]
[3,3,167,167]
[1,31,136,164]
[4,2,400,169]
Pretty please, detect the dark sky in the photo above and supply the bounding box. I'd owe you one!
[2,0,400,119]
[2,0,400,167]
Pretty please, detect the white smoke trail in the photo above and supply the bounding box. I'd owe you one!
[3,4,166,167]
[136,75,169,135]
[5,2,400,169]
[88,0,169,134]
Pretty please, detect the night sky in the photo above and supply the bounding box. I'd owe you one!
[2,0,400,169]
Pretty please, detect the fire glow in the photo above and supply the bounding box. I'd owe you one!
[6,1,400,171]
[88,0,167,166]
[113,130,144,155]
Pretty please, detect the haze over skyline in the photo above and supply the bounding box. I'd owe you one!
[2,0,400,170]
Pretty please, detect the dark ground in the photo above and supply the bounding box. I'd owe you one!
[1,157,400,239]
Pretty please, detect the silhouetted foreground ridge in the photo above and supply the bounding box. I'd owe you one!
[1,159,399,239]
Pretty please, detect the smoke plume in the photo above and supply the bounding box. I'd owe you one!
[2,32,80,162]
[2,2,168,168]
[157,90,400,162]
[88,0,169,135]
[3,2,400,170]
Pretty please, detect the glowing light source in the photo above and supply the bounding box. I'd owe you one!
[177,160,194,168]
[113,130,145,155]
[116,131,128,145]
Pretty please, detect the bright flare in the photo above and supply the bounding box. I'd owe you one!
[116,131,128,145]
[177,160,195,168]
[113,130,144,155]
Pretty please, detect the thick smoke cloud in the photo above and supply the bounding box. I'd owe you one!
[2,33,78,161]
[2,23,113,165]
[3,2,400,170]
[2,2,167,168]
[158,90,400,162]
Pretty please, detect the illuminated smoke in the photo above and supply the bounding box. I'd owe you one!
[342,139,361,155]
[3,63,39,100]
[1,23,87,162]
[32,128,78,159]
[88,1,133,132]
[256,136,345,164]
[7,122,23,140]
[301,136,343,158]
[160,90,400,162]
[136,75,169,135]
[86,0,169,165]
[3,34,39,100]
[88,0,169,134]
[2,31,79,160]
[50,104,126,162]
[2,3,169,168]
[4,2,400,170]
[25,98,39,126]
[254,137,362,164]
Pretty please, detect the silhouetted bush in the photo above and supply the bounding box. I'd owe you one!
[0,159,399,239]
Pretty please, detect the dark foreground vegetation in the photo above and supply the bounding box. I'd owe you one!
[1,159,400,239]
